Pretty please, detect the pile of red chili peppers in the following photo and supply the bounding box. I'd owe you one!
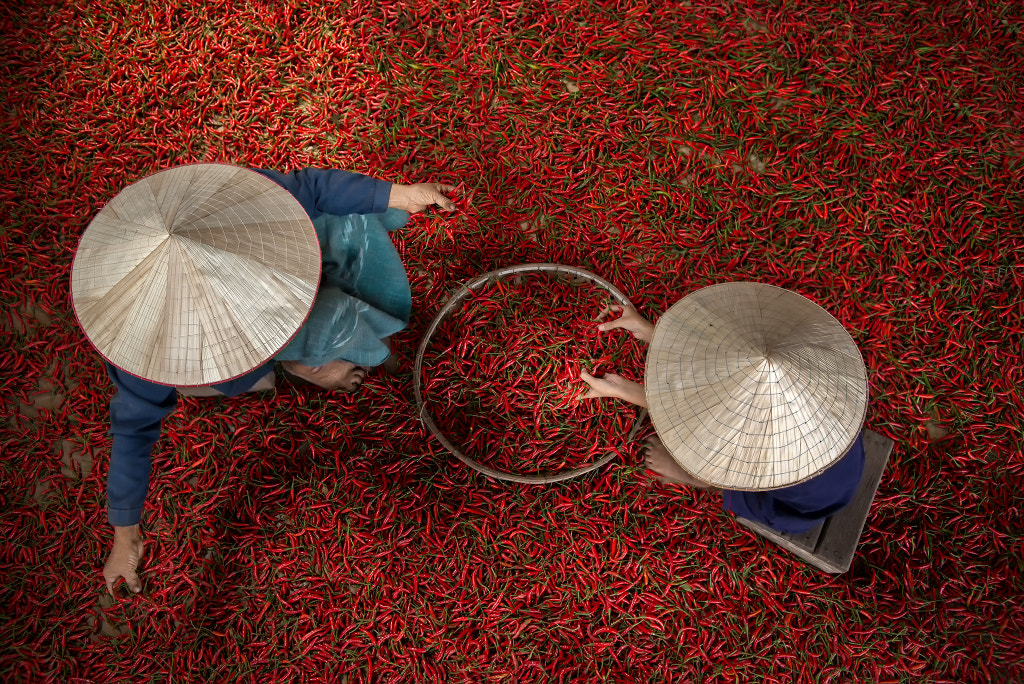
[1,0,1021,681]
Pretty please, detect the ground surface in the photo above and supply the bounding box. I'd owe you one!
[1,0,1022,682]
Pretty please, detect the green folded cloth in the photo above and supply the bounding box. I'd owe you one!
[276,208,411,368]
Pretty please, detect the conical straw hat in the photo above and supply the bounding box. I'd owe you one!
[644,282,868,491]
[71,163,320,387]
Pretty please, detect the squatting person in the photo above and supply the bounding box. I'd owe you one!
[578,282,868,535]
[71,163,457,594]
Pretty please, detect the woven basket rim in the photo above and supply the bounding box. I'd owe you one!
[413,263,646,484]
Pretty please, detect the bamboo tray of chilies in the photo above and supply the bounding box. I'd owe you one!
[413,263,648,484]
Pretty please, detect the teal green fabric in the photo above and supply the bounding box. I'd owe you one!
[275,208,411,368]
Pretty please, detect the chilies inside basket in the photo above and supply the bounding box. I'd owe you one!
[418,268,646,477]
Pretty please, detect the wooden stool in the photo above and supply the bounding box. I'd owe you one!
[735,429,894,574]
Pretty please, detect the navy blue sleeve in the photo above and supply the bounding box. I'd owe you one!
[106,364,178,527]
[254,168,391,219]
[211,361,276,397]
[723,433,866,534]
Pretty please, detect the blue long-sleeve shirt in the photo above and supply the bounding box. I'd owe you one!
[105,168,391,526]
[254,168,391,219]
[722,432,866,534]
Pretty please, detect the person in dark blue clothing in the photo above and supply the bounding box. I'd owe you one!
[642,431,864,535]
[579,298,867,535]
[75,165,457,595]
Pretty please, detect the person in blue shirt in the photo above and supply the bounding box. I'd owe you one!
[579,304,865,535]
[100,168,457,595]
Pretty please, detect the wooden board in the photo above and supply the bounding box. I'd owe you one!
[736,428,894,574]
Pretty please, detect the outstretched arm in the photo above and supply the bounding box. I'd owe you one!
[579,369,648,408]
[255,168,391,218]
[255,168,457,218]
[578,305,653,407]
[104,364,178,594]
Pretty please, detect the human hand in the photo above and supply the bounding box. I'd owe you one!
[579,369,648,408]
[388,183,457,213]
[104,525,144,596]
[596,305,655,343]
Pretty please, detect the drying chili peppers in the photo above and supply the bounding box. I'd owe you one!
[420,270,644,475]
[1,0,1022,681]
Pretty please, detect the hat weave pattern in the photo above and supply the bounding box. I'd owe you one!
[71,164,320,386]
[645,282,868,491]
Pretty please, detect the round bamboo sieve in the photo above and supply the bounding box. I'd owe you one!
[414,263,648,484]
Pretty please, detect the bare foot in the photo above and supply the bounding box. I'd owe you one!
[643,436,718,490]
[280,360,367,392]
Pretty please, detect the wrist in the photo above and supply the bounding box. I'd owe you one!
[631,382,648,408]
[619,380,648,408]
[387,183,404,210]
[113,524,140,542]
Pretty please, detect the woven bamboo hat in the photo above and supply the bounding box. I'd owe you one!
[71,163,320,387]
[644,282,868,491]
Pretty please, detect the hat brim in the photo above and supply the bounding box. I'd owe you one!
[644,282,869,491]
[71,163,321,386]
